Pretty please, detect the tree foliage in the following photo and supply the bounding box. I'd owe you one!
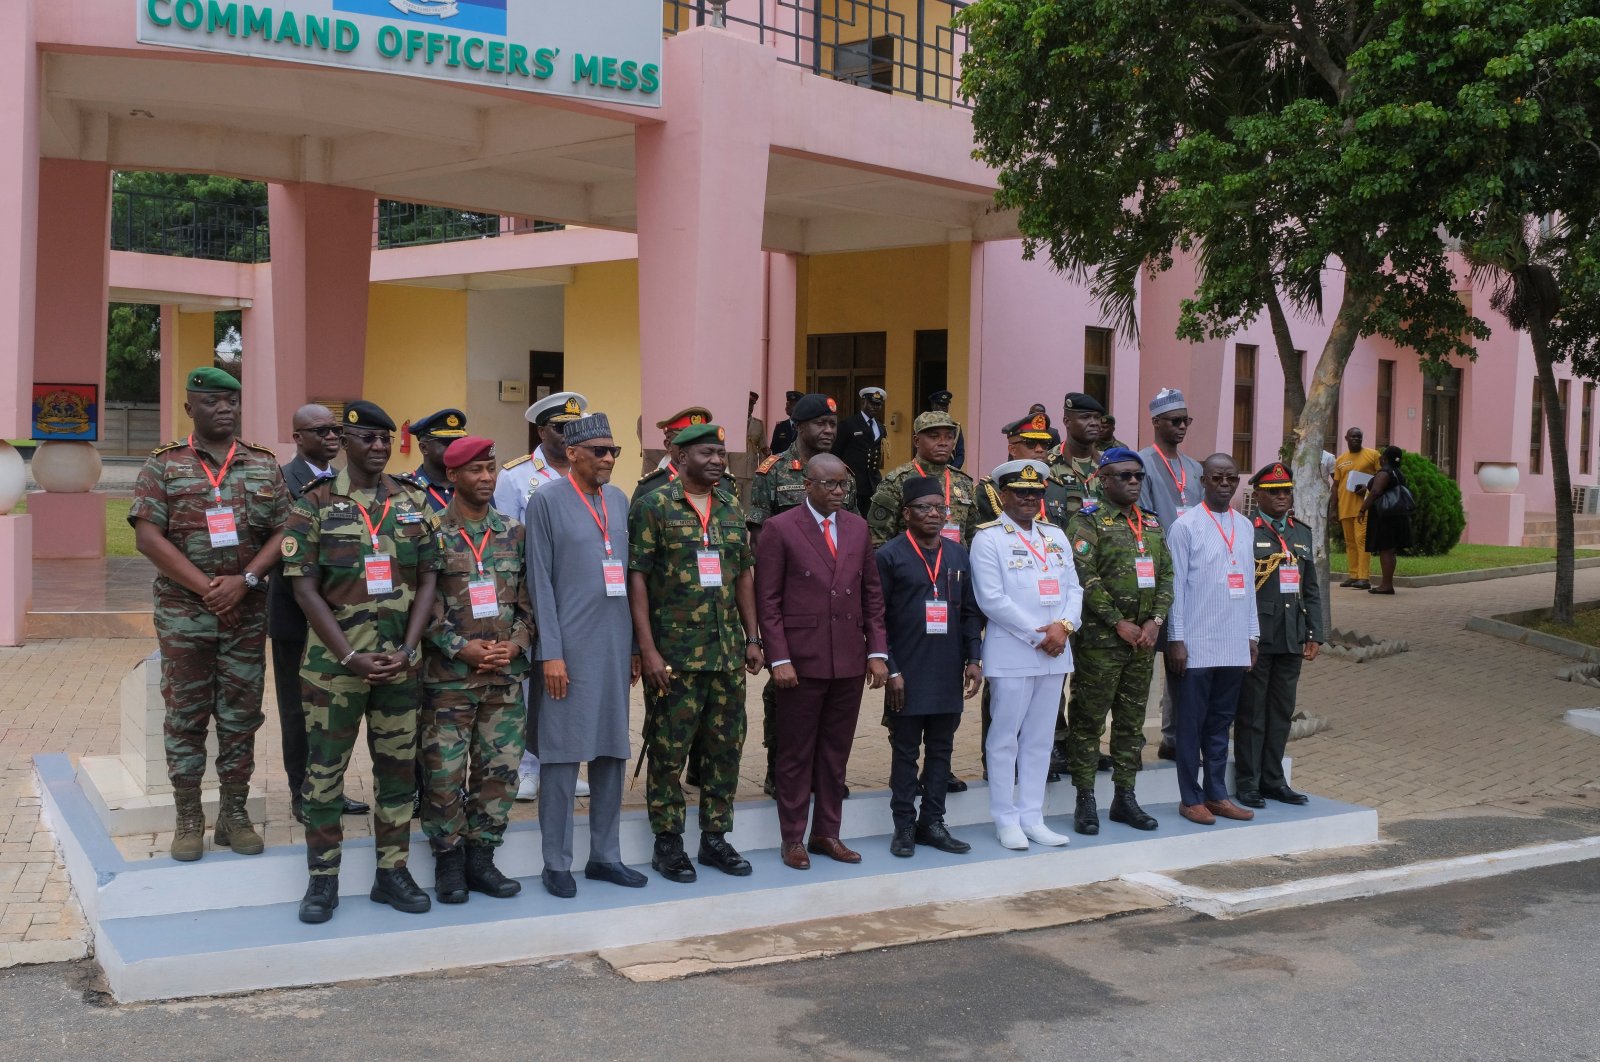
[106,303,161,403]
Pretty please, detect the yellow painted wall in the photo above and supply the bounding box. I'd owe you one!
[563,259,643,495]
[800,244,953,467]
[167,310,217,439]
[363,284,468,443]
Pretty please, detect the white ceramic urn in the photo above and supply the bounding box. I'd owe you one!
[1475,461,1520,495]
[31,439,103,494]
[0,441,25,513]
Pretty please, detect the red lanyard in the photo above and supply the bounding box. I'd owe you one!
[913,462,951,506]
[1126,506,1147,553]
[568,474,614,556]
[667,462,679,482]
[908,536,945,599]
[1202,503,1238,567]
[1155,449,1186,497]
[685,491,715,547]
[1013,523,1052,571]
[458,526,493,575]
[357,493,392,552]
[1263,519,1294,560]
[189,436,238,504]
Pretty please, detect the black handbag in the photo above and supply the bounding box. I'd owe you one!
[1375,471,1417,516]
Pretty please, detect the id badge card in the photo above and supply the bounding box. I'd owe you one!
[1227,571,1247,598]
[940,522,962,543]
[925,599,949,635]
[364,553,394,595]
[468,579,498,619]
[205,507,239,548]
[1134,555,1157,589]
[697,549,724,588]
[1037,577,1063,606]
[602,558,628,597]
[1279,564,1301,594]
[1176,505,1191,519]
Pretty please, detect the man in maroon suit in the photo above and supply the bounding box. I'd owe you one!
[756,454,889,870]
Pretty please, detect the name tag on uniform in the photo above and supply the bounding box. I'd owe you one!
[1279,564,1301,594]
[205,507,239,548]
[602,559,628,597]
[1134,556,1156,589]
[364,554,394,595]
[1227,571,1247,598]
[940,522,962,543]
[925,599,949,634]
[1038,578,1062,606]
[468,579,498,618]
[697,550,723,588]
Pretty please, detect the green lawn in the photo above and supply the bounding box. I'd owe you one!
[1331,542,1596,577]
[10,496,137,557]
[1531,609,1600,647]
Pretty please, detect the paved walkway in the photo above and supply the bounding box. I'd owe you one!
[1,567,1598,967]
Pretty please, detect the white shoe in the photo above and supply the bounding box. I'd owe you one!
[515,768,539,803]
[1022,823,1071,847]
[575,775,591,798]
[997,825,1029,850]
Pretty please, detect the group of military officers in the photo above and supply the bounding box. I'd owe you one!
[133,369,1322,923]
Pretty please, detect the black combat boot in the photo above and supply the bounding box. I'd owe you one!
[652,831,697,883]
[698,832,753,876]
[298,875,339,924]
[434,847,468,904]
[1109,786,1159,831]
[370,866,431,913]
[1073,788,1100,835]
[465,843,521,898]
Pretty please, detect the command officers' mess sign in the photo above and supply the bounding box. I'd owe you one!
[137,0,664,106]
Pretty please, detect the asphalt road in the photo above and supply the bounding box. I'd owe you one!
[2,861,1597,1061]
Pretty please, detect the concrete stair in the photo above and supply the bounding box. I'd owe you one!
[1519,512,1600,549]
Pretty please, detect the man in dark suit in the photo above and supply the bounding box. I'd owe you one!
[755,453,889,870]
[834,386,886,512]
[876,476,983,858]
[268,403,369,825]
[768,390,803,456]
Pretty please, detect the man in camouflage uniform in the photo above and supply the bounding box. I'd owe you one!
[975,413,1075,527]
[747,392,857,795]
[130,366,289,862]
[1064,448,1172,835]
[868,411,977,548]
[628,422,763,883]
[1048,392,1107,514]
[282,400,442,924]
[422,436,533,904]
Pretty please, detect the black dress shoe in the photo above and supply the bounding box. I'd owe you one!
[652,832,698,884]
[1109,787,1159,831]
[1157,741,1177,761]
[585,861,648,888]
[1047,769,1062,784]
[890,825,916,857]
[341,796,371,816]
[1073,788,1100,835]
[914,821,971,854]
[698,832,753,876]
[370,867,431,914]
[542,868,577,898]
[1261,785,1310,806]
[946,777,968,793]
[1236,790,1267,809]
[298,875,339,924]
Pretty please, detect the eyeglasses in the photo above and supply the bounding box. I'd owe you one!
[1104,470,1147,482]
[807,478,850,493]
[295,425,343,438]
[1158,416,1194,427]
[344,430,392,445]
[576,445,622,459]
[907,503,952,516]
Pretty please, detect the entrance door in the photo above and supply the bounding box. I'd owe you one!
[914,330,949,411]
[529,351,564,453]
[806,332,887,406]
[1423,367,1462,479]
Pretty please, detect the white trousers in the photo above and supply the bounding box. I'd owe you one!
[986,675,1068,829]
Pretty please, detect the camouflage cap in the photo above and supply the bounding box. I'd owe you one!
[913,411,959,434]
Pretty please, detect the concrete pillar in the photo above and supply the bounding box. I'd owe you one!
[159,307,218,441]
[262,182,374,446]
[763,252,799,433]
[636,28,773,452]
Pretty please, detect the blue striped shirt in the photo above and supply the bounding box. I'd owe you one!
[1166,504,1260,668]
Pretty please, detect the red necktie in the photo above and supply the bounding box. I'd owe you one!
[822,517,837,557]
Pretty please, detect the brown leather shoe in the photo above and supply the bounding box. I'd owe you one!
[1205,799,1255,821]
[781,842,811,870]
[806,836,863,864]
[1179,803,1216,825]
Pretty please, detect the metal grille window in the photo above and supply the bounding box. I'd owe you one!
[1084,327,1112,411]
[1583,383,1594,476]
[1376,359,1395,447]
[1233,344,1256,472]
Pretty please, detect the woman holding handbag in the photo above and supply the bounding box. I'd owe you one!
[1359,446,1415,595]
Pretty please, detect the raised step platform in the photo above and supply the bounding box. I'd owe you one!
[36,753,1378,1004]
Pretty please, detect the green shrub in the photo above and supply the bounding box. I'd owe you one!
[1398,451,1464,556]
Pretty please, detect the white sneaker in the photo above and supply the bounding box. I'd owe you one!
[515,768,539,802]
[575,775,591,798]
[997,825,1029,850]
[1022,823,1071,847]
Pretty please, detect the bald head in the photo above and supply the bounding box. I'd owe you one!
[1200,453,1240,509]
[804,454,850,515]
[291,403,341,465]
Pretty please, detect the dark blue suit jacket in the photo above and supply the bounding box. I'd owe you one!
[875,533,984,715]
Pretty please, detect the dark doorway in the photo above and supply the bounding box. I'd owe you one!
[806,332,887,407]
[1423,367,1462,480]
[914,330,949,412]
[529,351,564,453]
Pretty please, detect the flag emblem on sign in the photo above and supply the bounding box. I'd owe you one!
[333,0,508,35]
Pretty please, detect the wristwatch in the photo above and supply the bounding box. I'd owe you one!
[242,571,260,590]
[1152,616,1165,628]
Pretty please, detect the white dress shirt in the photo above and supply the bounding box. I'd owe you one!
[1166,503,1260,668]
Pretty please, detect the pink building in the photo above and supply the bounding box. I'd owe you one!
[0,0,1583,643]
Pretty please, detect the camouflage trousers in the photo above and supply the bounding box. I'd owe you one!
[301,673,419,876]
[154,595,267,788]
[1066,641,1156,790]
[421,683,526,854]
[645,669,747,835]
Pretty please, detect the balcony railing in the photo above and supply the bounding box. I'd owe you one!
[374,201,563,250]
[663,0,971,108]
[111,189,270,263]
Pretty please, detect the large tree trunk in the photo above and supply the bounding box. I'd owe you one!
[1267,289,1306,457]
[1531,315,1575,625]
[1292,284,1374,636]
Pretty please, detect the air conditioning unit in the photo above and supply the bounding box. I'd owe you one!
[1575,485,1600,515]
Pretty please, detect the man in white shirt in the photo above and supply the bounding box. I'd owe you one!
[1165,454,1259,825]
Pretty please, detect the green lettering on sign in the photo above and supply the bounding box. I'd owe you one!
[573,53,600,84]
[206,0,236,34]
[241,5,272,40]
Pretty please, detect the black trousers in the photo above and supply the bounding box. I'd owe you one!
[888,712,960,830]
[270,637,308,797]
[1233,651,1303,794]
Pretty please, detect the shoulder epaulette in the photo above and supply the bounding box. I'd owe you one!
[389,472,427,494]
[1079,501,1099,515]
[503,454,531,469]
[1254,516,1264,527]
[151,440,183,455]
[975,519,1001,530]
[757,454,782,474]
[242,440,276,455]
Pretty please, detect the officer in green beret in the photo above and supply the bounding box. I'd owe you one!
[868,411,977,548]
[130,367,290,862]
